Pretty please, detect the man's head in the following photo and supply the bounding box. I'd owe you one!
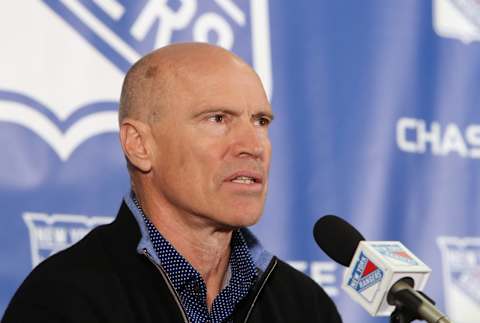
[119,43,273,230]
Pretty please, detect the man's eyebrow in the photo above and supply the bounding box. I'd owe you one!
[192,107,239,118]
[253,111,275,121]
[192,107,274,120]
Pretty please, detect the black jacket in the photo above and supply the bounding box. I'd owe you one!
[2,202,342,323]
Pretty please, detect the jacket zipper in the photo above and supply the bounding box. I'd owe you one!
[144,249,277,323]
[243,258,278,323]
[143,249,190,323]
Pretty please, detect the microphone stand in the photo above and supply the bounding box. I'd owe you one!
[389,289,440,323]
[390,298,422,323]
[388,278,451,323]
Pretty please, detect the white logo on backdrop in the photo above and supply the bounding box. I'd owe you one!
[23,212,113,267]
[437,236,480,322]
[396,117,480,159]
[433,0,480,43]
[0,0,272,161]
[0,96,118,161]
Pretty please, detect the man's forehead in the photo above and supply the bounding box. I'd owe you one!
[132,43,270,116]
[163,61,266,100]
[183,72,270,113]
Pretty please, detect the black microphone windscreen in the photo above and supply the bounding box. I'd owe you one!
[313,215,365,266]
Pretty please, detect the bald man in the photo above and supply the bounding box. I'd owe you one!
[3,43,341,323]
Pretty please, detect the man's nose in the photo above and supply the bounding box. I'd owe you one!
[230,121,265,160]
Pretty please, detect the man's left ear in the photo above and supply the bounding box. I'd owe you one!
[119,118,153,173]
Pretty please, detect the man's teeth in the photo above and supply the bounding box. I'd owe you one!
[231,176,255,184]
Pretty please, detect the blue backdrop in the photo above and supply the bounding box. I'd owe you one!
[1,1,479,322]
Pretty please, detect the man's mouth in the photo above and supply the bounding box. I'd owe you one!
[225,171,263,186]
[230,176,257,184]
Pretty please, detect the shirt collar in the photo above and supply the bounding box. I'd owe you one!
[142,211,257,295]
[124,191,273,273]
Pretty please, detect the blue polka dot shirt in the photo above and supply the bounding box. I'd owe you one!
[134,199,257,323]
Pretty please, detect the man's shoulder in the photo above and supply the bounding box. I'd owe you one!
[15,222,114,293]
[271,258,327,294]
[24,201,140,282]
[2,224,115,322]
[253,257,342,322]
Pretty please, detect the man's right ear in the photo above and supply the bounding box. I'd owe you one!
[119,119,152,173]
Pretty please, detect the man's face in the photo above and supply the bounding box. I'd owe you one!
[148,60,272,229]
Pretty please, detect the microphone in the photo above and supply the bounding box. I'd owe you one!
[313,215,451,323]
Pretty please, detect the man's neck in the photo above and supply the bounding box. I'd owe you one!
[135,188,232,309]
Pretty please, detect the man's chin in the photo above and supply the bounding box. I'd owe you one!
[217,211,263,229]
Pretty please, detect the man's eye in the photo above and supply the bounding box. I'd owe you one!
[255,117,271,127]
[208,114,226,123]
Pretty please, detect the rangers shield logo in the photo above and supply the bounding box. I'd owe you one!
[42,0,272,95]
[347,252,384,303]
[23,212,113,267]
[437,236,480,323]
[372,243,418,266]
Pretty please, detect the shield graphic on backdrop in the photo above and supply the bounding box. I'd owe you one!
[437,236,480,323]
[42,0,272,98]
[23,212,113,267]
[433,0,480,43]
